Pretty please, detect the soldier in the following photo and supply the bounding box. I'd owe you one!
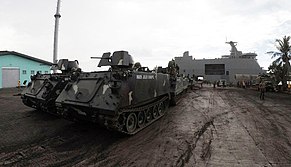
[133,62,142,71]
[259,81,266,100]
[167,59,177,77]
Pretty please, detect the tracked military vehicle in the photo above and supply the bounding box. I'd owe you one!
[55,51,176,134]
[21,59,81,114]
[170,77,190,104]
[165,60,191,105]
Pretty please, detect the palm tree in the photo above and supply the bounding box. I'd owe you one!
[268,35,291,90]
[268,61,284,86]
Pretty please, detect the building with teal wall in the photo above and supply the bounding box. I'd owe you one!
[0,51,52,88]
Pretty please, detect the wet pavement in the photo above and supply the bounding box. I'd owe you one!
[0,86,291,166]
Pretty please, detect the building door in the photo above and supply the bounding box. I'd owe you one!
[2,67,20,88]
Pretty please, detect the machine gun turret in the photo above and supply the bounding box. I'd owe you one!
[51,59,80,74]
[91,51,134,70]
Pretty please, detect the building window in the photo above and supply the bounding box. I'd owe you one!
[31,70,35,75]
[45,71,49,74]
[226,71,229,75]
[22,70,27,75]
[37,71,42,74]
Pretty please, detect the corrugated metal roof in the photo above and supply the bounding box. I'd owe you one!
[0,51,53,66]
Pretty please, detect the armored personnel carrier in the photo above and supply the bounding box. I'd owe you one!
[166,60,190,105]
[171,77,190,103]
[21,59,81,114]
[55,51,174,134]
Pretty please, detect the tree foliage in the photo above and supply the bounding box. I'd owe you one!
[268,35,291,90]
[268,61,284,85]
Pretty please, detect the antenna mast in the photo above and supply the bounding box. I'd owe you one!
[53,0,61,73]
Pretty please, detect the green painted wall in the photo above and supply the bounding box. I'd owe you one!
[0,54,51,88]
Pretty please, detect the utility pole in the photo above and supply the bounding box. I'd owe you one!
[53,0,61,73]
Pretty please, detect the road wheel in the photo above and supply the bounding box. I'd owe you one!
[158,102,165,116]
[137,111,146,127]
[125,113,137,133]
[146,108,152,122]
[152,105,159,119]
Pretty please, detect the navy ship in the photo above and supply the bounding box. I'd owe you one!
[175,41,264,83]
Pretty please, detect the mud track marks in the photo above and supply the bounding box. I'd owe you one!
[0,123,123,166]
[175,118,214,167]
[222,89,291,166]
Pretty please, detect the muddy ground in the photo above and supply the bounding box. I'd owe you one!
[0,86,291,167]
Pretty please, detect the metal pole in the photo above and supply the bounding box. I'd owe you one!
[53,0,61,73]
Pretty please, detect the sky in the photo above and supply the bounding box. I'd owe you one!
[1,0,291,72]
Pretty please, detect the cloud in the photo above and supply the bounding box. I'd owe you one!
[1,0,291,71]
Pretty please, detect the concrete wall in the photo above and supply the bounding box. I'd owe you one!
[0,54,51,88]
